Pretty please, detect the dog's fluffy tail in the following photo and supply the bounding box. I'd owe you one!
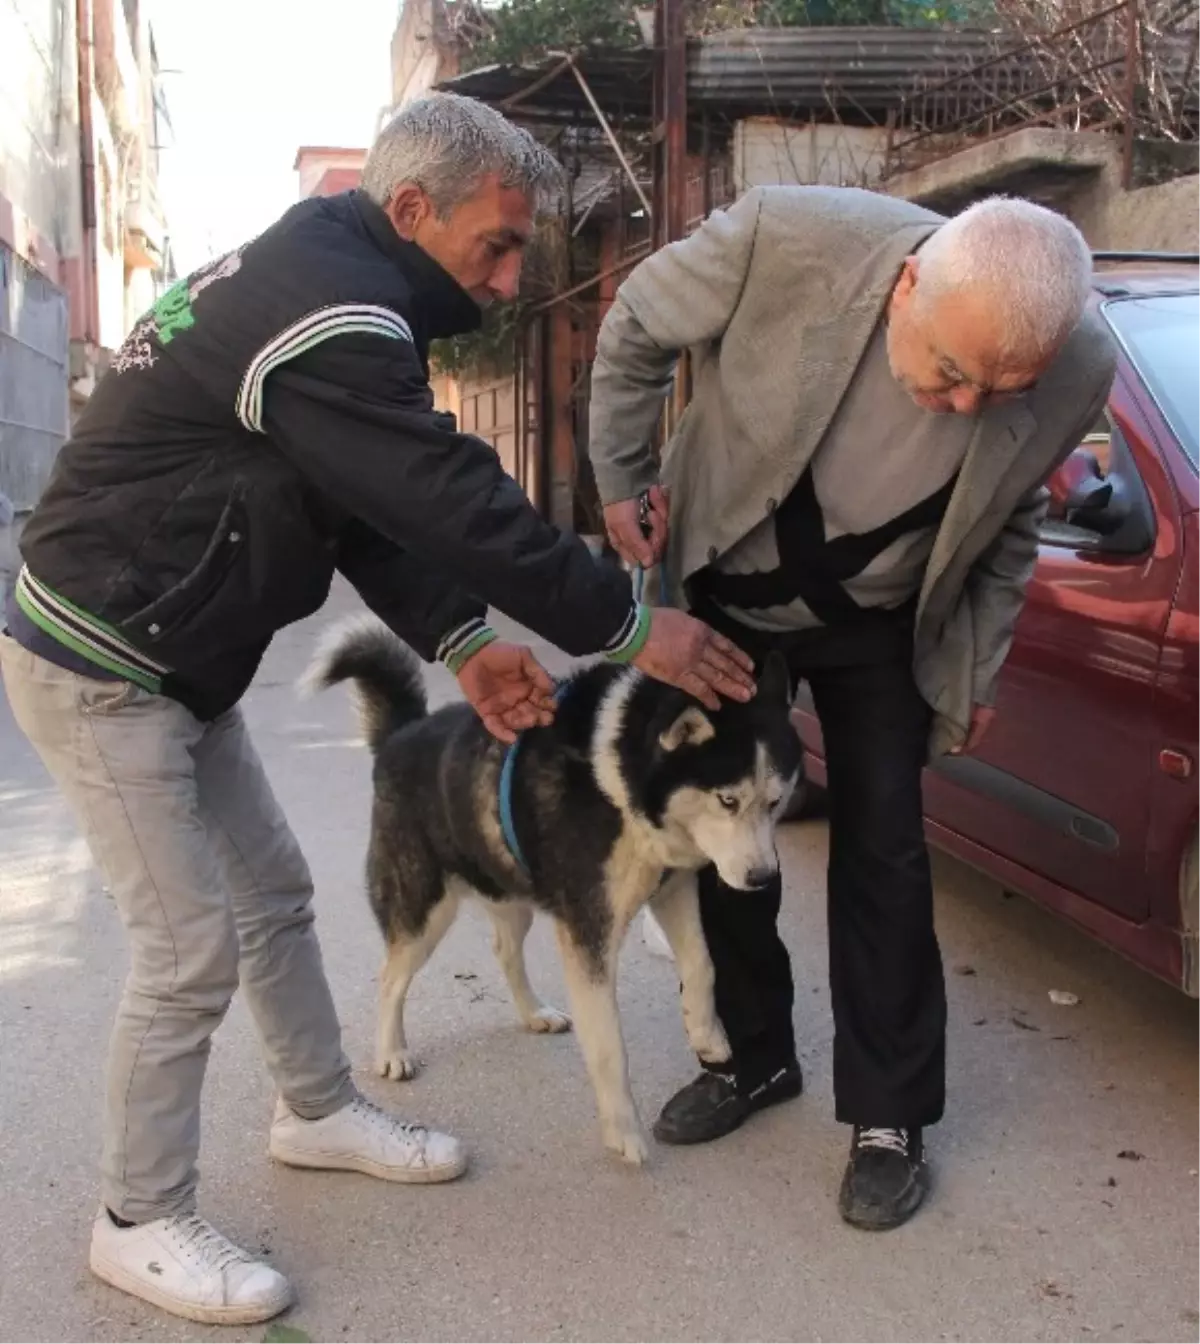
[301,616,427,753]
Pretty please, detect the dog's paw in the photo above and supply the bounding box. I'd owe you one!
[692,1021,732,1066]
[524,1004,572,1034]
[603,1122,650,1166]
[377,1050,419,1081]
[683,995,732,1065]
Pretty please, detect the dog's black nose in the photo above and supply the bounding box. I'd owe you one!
[744,867,777,890]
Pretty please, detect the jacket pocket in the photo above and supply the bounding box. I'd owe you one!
[120,488,247,645]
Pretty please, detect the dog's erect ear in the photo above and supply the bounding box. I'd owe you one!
[659,705,716,752]
[759,651,792,707]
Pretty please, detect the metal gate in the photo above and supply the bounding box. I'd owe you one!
[0,242,69,510]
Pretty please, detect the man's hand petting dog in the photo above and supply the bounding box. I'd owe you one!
[458,612,755,745]
[634,608,756,711]
[456,641,557,744]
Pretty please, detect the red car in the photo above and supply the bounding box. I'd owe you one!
[792,254,1199,996]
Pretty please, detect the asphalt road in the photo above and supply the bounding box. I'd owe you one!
[1,583,1196,1343]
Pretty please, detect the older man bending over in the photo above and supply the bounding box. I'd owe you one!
[589,190,1116,1230]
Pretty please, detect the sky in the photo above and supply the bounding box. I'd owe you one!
[148,0,399,274]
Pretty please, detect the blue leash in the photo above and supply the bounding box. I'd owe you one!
[498,717,532,873]
[498,680,569,874]
[499,491,664,874]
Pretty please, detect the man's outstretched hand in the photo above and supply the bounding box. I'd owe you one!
[457,641,556,744]
[633,608,756,711]
[457,609,756,742]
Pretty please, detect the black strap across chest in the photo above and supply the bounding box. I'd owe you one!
[698,463,959,625]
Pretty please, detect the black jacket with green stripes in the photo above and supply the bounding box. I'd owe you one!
[17,190,636,720]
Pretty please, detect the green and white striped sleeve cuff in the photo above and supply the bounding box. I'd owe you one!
[437,603,649,677]
[602,602,651,664]
[437,617,498,676]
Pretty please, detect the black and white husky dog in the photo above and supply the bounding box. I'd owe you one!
[305,619,802,1164]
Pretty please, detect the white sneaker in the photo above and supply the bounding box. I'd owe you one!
[88,1208,294,1325]
[269,1095,467,1184]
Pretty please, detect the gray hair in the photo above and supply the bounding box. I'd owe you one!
[362,92,564,217]
[917,196,1092,360]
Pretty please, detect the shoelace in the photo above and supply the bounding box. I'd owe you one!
[857,1126,910,1156]
[170,1214,251,1273]
[351,1097,429,1147]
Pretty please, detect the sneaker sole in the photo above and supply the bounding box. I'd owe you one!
[268,1140,468,1184]
[89,1251,294,1326]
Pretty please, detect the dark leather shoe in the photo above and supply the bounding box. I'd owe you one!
[652,1062,803,1145]
[838,1127,930,1230]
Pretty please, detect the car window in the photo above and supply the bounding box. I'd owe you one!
[1082,411,1113,476]
[1102,292,1199,470]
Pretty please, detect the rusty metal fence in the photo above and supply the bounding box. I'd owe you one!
[883,0,1199,186]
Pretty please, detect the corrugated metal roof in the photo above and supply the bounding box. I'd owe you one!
[442,52,655,123]
[438,27,1017,121]
[690,28,1012,112]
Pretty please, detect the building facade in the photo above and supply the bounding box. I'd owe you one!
[0,0,173,514]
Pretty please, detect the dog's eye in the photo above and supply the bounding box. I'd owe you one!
[717,794,739,813]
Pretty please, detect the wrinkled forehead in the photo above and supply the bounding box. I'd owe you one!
[924,287,1049,382]
[450,175,534,238]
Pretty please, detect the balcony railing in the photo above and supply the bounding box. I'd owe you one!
[883,0,1198,187]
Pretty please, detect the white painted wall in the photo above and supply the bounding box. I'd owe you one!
[0,0,82,265]
[733,117,888,192]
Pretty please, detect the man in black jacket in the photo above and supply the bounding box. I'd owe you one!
[0,92,752,1325]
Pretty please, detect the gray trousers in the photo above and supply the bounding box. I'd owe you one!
[0,636,355,1222]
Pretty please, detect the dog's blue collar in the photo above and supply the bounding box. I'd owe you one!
[498,681,569,875]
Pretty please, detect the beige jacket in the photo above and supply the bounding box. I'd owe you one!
[588,186,1117,756]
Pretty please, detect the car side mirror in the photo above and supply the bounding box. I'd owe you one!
[1068,473,1136,539]
[1045,434,1155,556]
[1064,473,1114,515]
[1049,446,1105,519]
[1052,447,1129,537]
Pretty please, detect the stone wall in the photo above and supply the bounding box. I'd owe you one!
[883,127,1198,252]
[1075,171,1199,252]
